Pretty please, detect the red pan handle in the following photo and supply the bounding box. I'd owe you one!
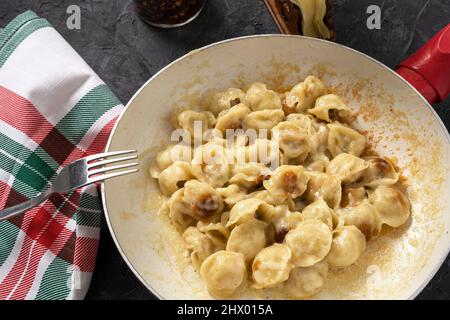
[396,23,450,104]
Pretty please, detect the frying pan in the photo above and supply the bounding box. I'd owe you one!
[101,25,450,299]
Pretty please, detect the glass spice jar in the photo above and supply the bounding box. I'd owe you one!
[134,0,206,28]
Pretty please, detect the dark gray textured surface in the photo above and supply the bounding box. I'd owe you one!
[0,0,449,300]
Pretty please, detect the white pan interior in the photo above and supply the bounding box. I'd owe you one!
[102,35,450,299]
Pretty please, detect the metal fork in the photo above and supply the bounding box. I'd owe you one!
[0,150,139,222]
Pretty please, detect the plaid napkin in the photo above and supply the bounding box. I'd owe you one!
[0,11,123,299]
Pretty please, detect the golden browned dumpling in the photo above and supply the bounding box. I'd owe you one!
[308,94,351,123]
[183,227,219,270]
[215,103,251,132]
[284,220,332,267]
[226,219,267,262]
[357,156,399,187]
[172,110,215,139]
[252,243,292,288]
[272,121,312,161]
[169,180,223,224]
[368,185,411,227]
[337,200,382,240]
[191,141,232,187]
[304,172,342,209]
[284,76,326,114]
[243,109,285,131]
[229,162,271,189]
[326,153,368,184]
[216,184,248,206]
[340,186,367,207]
[244,82,282,111]
[285,113,316,134]
[197,220,230,248]
[327,226,366,267]
[209,88,246,115]
[263,165,309,200]
[157,161,194,196]
[301,198,334,230]
[151,144,192,177]
[226,198,276,227]
[327,123,366,157]
[271,205,304,239]
[200,251,247,297]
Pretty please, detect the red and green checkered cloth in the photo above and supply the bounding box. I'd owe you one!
[0,11,123,299]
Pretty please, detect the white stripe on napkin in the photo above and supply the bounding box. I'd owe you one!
[0,27,103,125]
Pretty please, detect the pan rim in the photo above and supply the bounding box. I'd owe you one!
[101,34,450,300]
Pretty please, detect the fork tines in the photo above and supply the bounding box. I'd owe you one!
[87,150,139,182]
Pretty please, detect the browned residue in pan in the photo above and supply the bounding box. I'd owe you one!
[143,58,449,300]
[323,72,447,299]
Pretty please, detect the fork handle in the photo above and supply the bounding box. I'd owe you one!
[0,190,52,222]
